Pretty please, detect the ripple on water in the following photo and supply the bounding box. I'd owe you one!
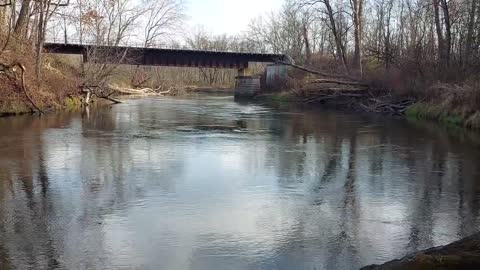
[0,96,480,270]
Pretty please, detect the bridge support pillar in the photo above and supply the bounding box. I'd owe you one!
[237,68,251,77]
[82,51,88,63]
[263,64,288,91]
[234,75,261,99]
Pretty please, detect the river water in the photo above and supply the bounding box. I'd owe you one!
[0,96,480,270]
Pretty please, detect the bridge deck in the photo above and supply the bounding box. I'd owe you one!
[44,43,286,69]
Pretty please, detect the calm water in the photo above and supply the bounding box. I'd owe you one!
[1,96,480,270]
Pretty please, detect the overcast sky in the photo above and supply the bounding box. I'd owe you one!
[185,0,284,35]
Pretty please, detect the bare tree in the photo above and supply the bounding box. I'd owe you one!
[142,0,184,48]
[14,0,31,36]
[34,0,70,78]
[350,0,364,77]
[465,0,477,65]
[131,0,184,86]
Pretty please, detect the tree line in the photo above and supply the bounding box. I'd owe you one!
[247,0,479,83]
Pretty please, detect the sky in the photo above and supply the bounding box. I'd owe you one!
[185,0,284,35]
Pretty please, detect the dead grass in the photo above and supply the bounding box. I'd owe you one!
[0,34,80,115]
[406,83,480,129]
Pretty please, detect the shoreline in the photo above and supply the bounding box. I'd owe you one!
[255,92,480,132]
[361,233,480,269]
[2,90,479,137]
[0,96,83,118]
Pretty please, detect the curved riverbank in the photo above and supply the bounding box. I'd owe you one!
[256,85,480,132]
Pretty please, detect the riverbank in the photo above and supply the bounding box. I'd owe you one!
[256,82,480,131]
[405,84,480,130]
[0,39,82,116]
[361,233,480,269]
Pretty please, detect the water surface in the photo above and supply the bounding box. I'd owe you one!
[1,96,480,270]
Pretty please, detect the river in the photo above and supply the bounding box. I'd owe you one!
[0,96,480,270]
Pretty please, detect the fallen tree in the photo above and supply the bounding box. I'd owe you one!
[299,83,416,115]
[80,82,178,105]
[81,85,123,104]
[276,60,358,80]
[275,61,416,115]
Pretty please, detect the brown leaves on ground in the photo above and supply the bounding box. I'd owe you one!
[0,36,79,114]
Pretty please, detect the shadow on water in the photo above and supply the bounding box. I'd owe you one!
[0,96,480,269]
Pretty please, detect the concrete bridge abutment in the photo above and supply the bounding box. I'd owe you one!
[234,67,259,98]
[234,64,289,98]
[234,77,261,98]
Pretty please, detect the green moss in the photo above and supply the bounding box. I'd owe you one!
[64,97,82,110]
[264,92,296,103]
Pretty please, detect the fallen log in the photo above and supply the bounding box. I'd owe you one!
[158,89,172,95]
[107,84,173,95]
[108,85,153,95]
[99,96,122,104]
[308,79,369,87]
[276,60,358,81]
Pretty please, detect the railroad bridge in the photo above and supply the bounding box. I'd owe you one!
[43,43,289,97]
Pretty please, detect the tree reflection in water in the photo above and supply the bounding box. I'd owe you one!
[0,97,479,270]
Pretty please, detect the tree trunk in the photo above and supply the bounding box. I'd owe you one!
[63,16,68,44]
[440,0,451,66]
[302,23,312,65]
[14,0,31,36]
[465,0,477,65]
[433,0,446,67]
[324,0,350,75]
[35,0,45,78]
[352,0,364,78]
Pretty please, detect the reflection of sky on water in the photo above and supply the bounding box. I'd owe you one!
[0,96,480,270]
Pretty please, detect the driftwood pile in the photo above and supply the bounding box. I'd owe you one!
[302,79,369,104]
[358,96,416,115]
[81,83,175,105]
[300,79,415,115]
[281,61,416,115]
